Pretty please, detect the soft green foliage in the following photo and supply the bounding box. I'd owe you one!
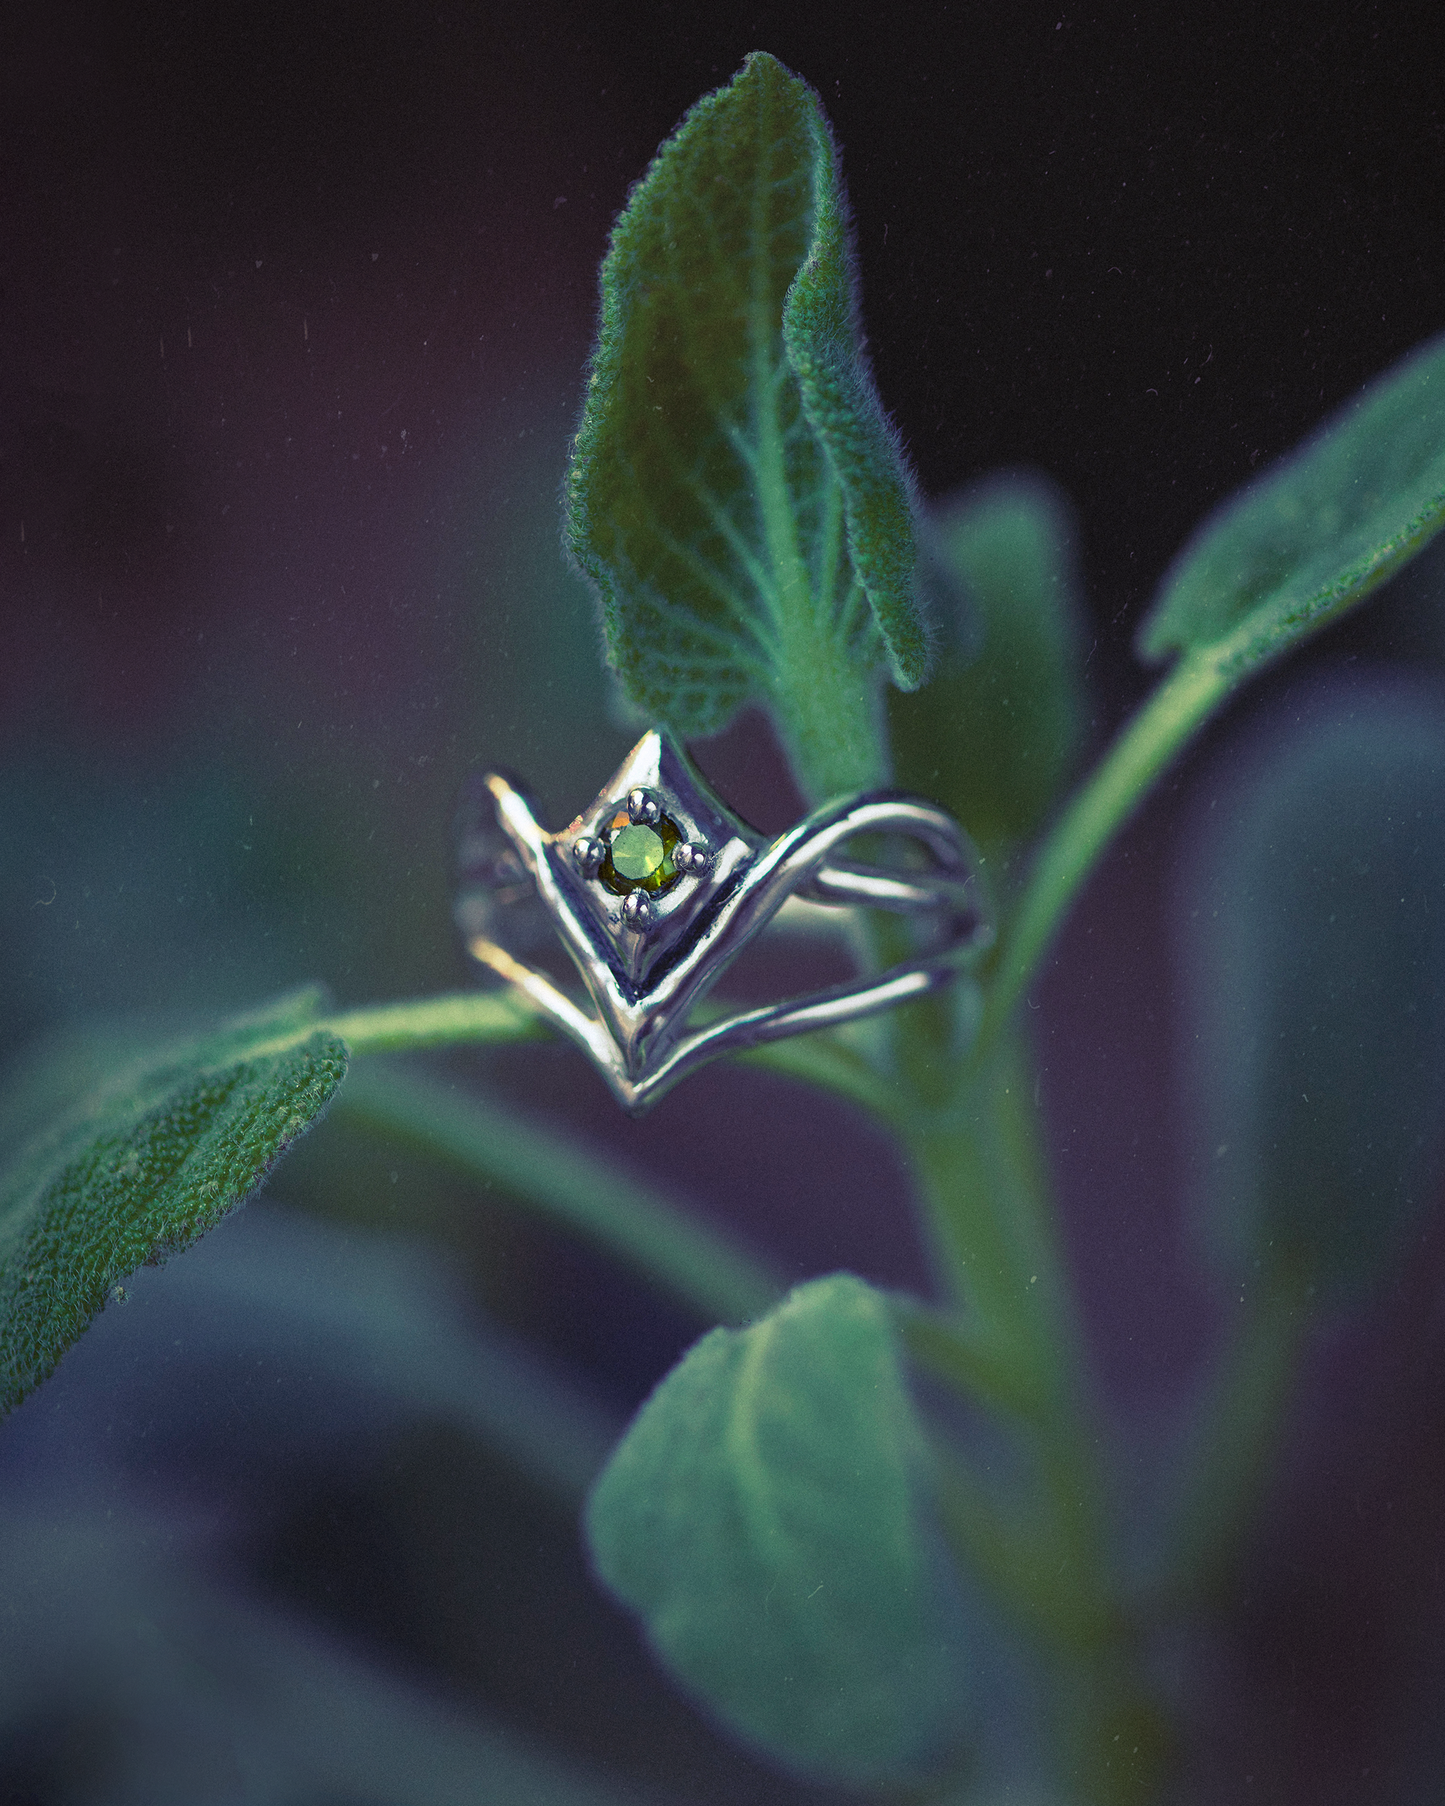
[1181,690,1445,1297]
[335,1061,782,1325]
[891,472,1087,857]
[1139,330,1445,670]
[584,1273,972,1788]
[0,989,346,1414]
[982,340,1445,1055]
[564,52,924,800]
[13,52,1445,1806]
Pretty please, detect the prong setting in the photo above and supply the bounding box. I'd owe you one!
[620,890,653,933]
[673,840,710,876]
[572,835,605,877]
[627,787,662,826]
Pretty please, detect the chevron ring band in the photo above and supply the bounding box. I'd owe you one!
[455,729,991,1115]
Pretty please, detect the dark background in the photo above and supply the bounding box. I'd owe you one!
[3,3,1445,1801]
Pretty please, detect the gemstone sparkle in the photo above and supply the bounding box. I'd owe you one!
[598,808,682,896]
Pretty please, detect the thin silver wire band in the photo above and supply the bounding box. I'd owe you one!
[457,730,990,1114]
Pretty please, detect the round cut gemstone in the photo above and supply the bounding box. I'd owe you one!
[598,808,681,896]
[611,823,666,882]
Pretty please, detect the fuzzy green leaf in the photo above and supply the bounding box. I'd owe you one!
[1181,689,1445,1298]
[565,52,923,799]
[890,473,1087,858]
[584,1273,971,1788]
[0,989,347,1414]
[1140,330,1445,670]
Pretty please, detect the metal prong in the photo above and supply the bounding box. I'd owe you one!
[674,840,710,875]
[627,788,661,826]
[572,835,605,877]
[621,890,653,932]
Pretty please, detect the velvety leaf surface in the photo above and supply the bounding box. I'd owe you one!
[565,53,923,796]
[0,989,347,1413]
[1140,330,1445,670]
[890,472,1086,857]
[584,1272,971,1787]
[1180,685,1445,1296]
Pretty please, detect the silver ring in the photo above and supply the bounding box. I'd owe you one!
[455,729,992,1114]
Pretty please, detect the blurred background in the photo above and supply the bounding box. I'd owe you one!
[3,2,1445,1800]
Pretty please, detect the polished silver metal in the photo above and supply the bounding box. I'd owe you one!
[572,835,605,877]
[627,787,662,826]
[455,728,992,1114]
[621,890,652,932]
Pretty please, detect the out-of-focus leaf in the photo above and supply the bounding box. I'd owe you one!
[565,52,923,799]
[890,472,1086,856]
[1139,331,1445,671]
[585,1272,971,1787]
[1180,684,1445,1296]
[336,1062,782,1327]
[0,1504,678,1806]
[0,988,346,1413]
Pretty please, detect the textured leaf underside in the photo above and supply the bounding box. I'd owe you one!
[565,51,925,746]
[1140,330,1445,669]
[0,990,347,1414]
[584,1272,971,1787]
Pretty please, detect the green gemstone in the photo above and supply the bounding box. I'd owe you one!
[610,823,667,882]
[598,810,682,896]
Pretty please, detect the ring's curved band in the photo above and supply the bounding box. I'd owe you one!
[456,729,991,1114]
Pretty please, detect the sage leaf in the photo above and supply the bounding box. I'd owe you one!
[1181,685,1445,1297]
[584,1272,971,1787]
[1139,330,1445,671]
[565,52,924,800]
[0,988,347,1414]
[891,472,1087,859]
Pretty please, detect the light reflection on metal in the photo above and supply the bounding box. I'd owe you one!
[456,729,991,1115]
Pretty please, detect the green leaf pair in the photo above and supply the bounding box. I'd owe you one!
[585,1273,972,1788]
[566,52,925,801]
[0,989,346,1415]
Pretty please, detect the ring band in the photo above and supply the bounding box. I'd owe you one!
[455,729,990,1114]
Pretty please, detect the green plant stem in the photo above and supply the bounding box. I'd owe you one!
[973,649,1230,1069]
[908,1040,1080,1389]
[244,991,544,1062]
[1152,1274,1315,1612]
[335,1062,783,1327]
[767,648,889,803]
[739,1023,902,1118]
[255,988,907,1124]
[905,1039,1112,1618]
[902,1038,1176,1805]
[897,1299,1050,1423]
[327,992,545,1053]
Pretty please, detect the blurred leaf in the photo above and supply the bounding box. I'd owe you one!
[585,1272,971,1787]
[1139,331,1445,671]
[0,1502,680,1806]
[0,988,346,1413]
[335,1062,782,1326]
[890,472,1087,856]
[1181,685,1445,1296]
[565,52,922,798]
